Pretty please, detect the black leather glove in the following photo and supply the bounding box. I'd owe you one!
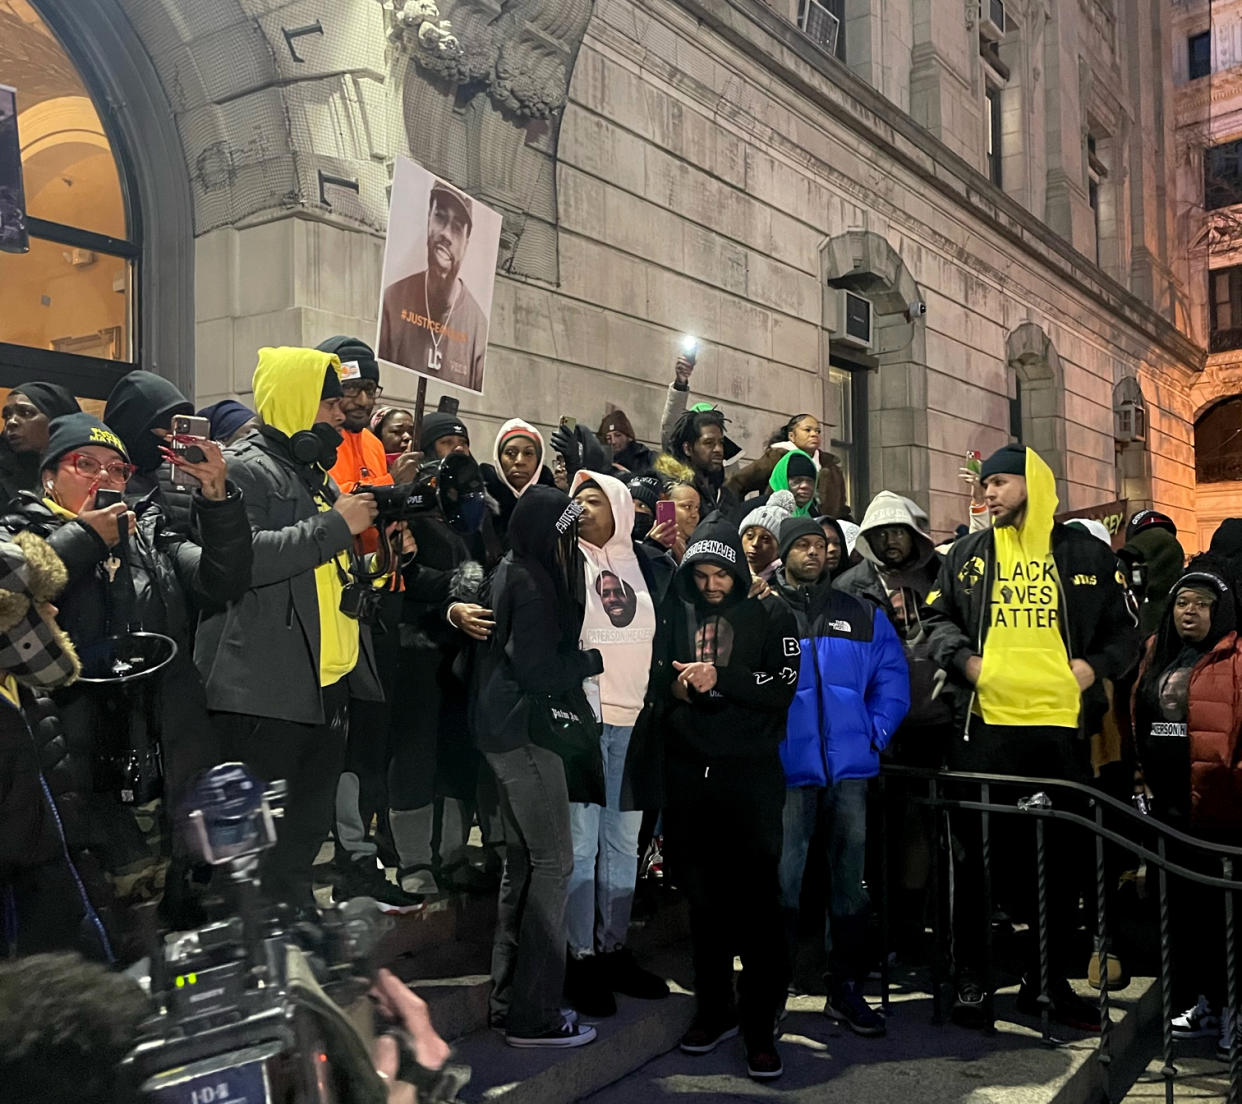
[583,648,605,677]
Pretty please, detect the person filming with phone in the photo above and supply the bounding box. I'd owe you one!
[0,411,252,952]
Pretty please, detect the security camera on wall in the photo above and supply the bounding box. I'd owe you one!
[906,300,927,320]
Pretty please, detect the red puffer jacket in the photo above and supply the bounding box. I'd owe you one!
[1186,631,1242,831]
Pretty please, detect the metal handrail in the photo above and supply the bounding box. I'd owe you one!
[876,763,1242,1104]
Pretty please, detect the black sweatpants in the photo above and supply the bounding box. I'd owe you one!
[663,752,789,1046]
[213,679,350,907]
[949,720,1089,984]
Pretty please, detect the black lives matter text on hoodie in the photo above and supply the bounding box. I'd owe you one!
[658,511,801,764]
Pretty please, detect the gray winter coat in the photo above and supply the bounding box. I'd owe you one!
[195,430,383,724]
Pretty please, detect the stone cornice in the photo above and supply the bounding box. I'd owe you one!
[671,0,1205,373]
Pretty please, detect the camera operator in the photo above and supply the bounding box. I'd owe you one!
[198,348,396,912]
[0,413,251,947]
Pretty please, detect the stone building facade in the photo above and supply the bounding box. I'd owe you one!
[1173,0,1242,549]
[0,0,1206,539]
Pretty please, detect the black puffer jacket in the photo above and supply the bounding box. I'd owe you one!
[0,488,253,808]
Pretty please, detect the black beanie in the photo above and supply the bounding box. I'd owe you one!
[420,410,470,453]
[321,365,343,401]
[627,473,663,512]
[778,515,827,560]
[1127,509,1178,541]
[316,335,380,383]
[980,444,1027,482]
[786,451,817,481]
[40,413,130,472]
[12,382,81,421]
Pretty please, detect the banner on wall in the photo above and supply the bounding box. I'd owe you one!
[375,156,502,396]
[0,86,29,255]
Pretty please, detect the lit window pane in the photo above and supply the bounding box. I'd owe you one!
[0,236,131,360]
[1,0,127,238]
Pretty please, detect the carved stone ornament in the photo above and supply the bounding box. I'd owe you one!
[380,0,573,119]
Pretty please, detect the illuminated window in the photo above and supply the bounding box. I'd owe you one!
[0,0,136,396]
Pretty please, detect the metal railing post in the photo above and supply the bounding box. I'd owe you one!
[1157,835,1176,1104]
[1093,799,1111,1100]
[981,780,996,1033]
[1225,856,1239,1104]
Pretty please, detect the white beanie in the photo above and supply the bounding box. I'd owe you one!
[740,490,796,539]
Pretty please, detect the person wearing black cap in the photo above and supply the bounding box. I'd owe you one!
[770,514,908,1037]
[596,409,653,476]
[421,410,471,459]
[642,510,799,1080]
[378,179,489,392]
[0,412,251,947]
[0,383,82,502]
[923,444,1139,1032]
[1118,509,1185,637]
[197,347,386,911]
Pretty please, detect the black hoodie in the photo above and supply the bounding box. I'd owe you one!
[104,371,196,529]
[652,511,800,765]
[474,485,604,754]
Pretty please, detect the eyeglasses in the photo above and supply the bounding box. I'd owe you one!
[342,381,383,397]
[61,451,135,484]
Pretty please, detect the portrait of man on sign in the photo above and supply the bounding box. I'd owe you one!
[378,176,490,393]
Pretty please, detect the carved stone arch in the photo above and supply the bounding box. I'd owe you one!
[820,231,927,510]
[1006,322,1069,501]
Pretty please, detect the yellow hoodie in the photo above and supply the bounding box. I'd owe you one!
[253,346,358,688]
[975,447,1081,728]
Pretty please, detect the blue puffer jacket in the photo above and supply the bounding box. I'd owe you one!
[775,572,910,786]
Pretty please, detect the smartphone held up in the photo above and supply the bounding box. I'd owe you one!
[169,414,211,490]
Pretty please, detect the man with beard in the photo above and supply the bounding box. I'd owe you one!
[770,516,908,1037]
[668,405,742,522]
[923,444,1138,1032]
[379,181,488,392]
[649,512,799,1081]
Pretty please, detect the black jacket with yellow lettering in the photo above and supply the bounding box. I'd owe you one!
[922,522,1140,732]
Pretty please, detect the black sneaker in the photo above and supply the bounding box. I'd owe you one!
[331,860,424,913]
[679,1013,740,1054]
[825,979,886,1038]
[1016,976,1101,1033]
[506,1019,597,1049]
[601,946,669,1000]
[746,1040,784,1081]
[951,969,991,1029]
[565,953,617,1017]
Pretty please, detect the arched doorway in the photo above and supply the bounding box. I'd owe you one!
[0,0,192,401]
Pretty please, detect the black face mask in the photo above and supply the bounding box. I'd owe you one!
[632,511,654,541]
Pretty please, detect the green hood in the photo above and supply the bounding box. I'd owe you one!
[768,449,815,517]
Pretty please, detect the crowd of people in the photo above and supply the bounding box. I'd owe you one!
[1,342,1241,1085]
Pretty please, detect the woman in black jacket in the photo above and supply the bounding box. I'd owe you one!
[0,412,252,949]
[474,485,601,1050]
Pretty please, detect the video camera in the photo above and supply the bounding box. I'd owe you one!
[120,764,469,1104]
[356,452,486,536]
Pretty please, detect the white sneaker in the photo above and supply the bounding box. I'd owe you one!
[1218,1008,1238,1060]
[1172,995,1219,1039]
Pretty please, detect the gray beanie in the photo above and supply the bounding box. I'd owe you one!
[740,490,796,540]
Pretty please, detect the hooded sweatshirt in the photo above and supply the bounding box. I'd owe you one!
[975,447,1080,728]
[571,470,656,726]
[103,370,194,475]
[840,491,940,603]
[252,347,356,687]
[483,418,556,542]
[767,449,817,516]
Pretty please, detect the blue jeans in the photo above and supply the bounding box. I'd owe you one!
[567,723,642,955]
[778,779,870,982]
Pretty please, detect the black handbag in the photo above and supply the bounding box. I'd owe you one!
[526,685,605,806]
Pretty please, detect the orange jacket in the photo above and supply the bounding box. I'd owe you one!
[330,428,392,556]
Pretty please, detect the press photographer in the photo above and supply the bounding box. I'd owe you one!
[197,347,389,912]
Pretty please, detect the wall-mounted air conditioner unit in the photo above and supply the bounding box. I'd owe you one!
[798,0,840,57]
[979,0,1006,42]
[835,289,873,350]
